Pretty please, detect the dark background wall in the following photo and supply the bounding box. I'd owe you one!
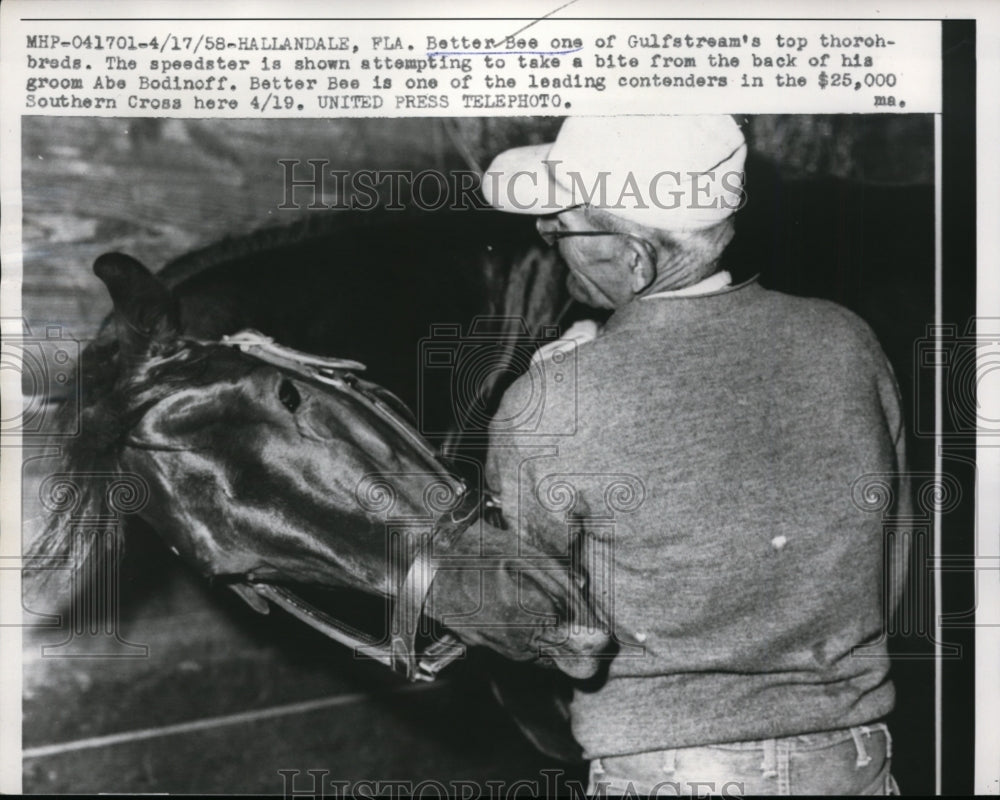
[20,114,941,793]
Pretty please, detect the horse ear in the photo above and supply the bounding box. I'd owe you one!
[94,253,181,355]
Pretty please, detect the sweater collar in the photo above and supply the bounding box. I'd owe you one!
[602,274,762,335]
[642,270,733,300]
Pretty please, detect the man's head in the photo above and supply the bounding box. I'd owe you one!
[483,116,746,309]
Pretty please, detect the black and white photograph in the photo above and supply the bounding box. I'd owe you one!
[1,3,994,796]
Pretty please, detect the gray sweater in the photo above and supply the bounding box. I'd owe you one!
[486,278,909,758]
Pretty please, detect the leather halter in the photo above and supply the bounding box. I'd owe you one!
[219,330,474,682]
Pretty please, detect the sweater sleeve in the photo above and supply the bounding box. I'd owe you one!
[878,344,912,625]
[484,372,581,558]
[461,376,611,675]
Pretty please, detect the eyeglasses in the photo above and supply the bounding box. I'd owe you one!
[537,229,633,247]
[536,205,648,247]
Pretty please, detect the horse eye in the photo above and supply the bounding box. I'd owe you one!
[278,379,301,412]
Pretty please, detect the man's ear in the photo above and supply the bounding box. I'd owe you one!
[623,237,657,294]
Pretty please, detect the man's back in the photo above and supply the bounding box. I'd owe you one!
[487,279,909,758]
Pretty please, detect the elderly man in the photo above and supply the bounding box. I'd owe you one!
[481,116,908,795]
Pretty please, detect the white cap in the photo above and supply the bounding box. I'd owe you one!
[482,115,747,232]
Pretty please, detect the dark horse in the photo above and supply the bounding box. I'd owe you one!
[27,209,600,759]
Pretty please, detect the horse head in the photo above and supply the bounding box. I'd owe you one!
[31,253,609,678]
[92,253,462,595]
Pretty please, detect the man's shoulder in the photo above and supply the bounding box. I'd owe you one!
[755,287,884,350]
[756,285,861,321]
[490,347,580,438]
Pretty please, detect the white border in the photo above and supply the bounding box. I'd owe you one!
[1,0,997,794]
[974,3,1000,794]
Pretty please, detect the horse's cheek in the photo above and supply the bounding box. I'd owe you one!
[116,449,217,573]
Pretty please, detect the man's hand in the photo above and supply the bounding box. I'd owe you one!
[426,520,610,678]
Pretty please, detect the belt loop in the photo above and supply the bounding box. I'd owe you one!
[877,722,893,758]
[760,739,778,779]
[588,759,608,797]
[850,727,873,768]
[661,749,677,775]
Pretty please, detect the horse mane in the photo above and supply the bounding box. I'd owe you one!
[27,340,253,601]
[156,208,540,290]
[157,211,398,289]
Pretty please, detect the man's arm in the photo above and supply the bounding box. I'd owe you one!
[426,511,607,678]
[428,374,610,677]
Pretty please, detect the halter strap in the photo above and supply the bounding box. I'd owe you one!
[219,329,478,682]
[222,329,367,373]
[244,488,480,682]
[223,329,446,481]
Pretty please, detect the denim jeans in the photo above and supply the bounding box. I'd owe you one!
[587,722,899,796]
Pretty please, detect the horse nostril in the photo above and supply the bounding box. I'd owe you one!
[278,379,301,412]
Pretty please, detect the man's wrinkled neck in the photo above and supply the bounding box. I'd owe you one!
[643,254,722,298]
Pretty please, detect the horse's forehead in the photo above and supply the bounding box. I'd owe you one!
[125,351,266,435]
[137,345,250,388]
[135,353,375,438]
[131,348,435,482]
